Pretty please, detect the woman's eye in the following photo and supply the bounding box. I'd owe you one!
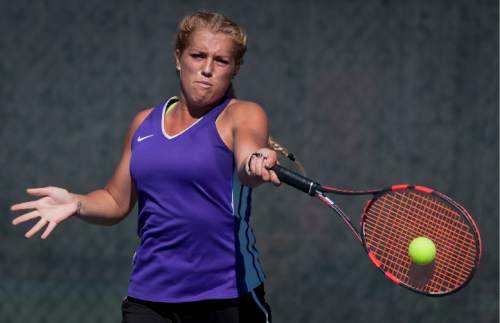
[216,59,229,65]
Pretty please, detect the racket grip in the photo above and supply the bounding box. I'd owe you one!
[272,164,320,196]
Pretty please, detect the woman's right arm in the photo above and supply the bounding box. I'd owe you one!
[11,108,153,238]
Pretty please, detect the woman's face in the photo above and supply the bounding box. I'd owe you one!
[176,29,237,108]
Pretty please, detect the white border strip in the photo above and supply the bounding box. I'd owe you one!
[161,100,204,140]
[251,290,270,323]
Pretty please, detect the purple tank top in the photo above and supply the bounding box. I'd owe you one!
[128,96,265,302]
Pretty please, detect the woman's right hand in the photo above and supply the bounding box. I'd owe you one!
[11,186,79,239]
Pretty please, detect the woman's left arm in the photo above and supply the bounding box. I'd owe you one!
[231,101,281,188]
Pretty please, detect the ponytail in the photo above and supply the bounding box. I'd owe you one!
[268,136,306,175]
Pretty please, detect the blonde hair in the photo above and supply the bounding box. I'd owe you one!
[268,137,306,175]
[175,11,247,70]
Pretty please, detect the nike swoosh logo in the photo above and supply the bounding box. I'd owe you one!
[137,134,154,142]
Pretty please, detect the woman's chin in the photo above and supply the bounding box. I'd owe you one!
[186,91,222,108]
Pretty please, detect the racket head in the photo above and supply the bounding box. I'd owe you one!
[360,185,482,296]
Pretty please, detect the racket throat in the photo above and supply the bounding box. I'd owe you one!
[317,192,363,243]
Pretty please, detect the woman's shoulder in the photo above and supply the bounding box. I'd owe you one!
[228,98,263,110]
[132,107,154,125]
[126,107,155,135]
[226,99,267,119]
[219,99,268,133]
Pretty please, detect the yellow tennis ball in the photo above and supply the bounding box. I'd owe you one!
[408,237,436,265]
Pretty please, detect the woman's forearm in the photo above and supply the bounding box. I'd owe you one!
[72,189,134,225]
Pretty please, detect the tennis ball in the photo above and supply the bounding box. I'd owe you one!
[408,237,436,265]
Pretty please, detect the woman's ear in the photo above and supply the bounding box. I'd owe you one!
[232,65,240,78]
[175,49,181,71]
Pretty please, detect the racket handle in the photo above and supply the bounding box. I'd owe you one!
[272,164,320,196]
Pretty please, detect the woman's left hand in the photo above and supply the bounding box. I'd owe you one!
[245,148,281,186]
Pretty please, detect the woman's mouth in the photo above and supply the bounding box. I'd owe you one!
[195,81,212,88]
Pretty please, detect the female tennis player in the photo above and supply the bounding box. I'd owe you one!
[11,11,279,323]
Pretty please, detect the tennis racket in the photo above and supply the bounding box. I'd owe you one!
[272,164,482,296]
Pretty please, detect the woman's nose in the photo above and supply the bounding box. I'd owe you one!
[201,59,214,77]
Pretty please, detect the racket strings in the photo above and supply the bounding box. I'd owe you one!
[368,215,474,281]
[363,190,478,294]
[373,192,476,290]
[370,192,475,290]
[367,209,471,289]
[399,194,477,266]
[372,195,477,264]
[367,213,464,291]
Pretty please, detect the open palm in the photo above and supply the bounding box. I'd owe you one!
[11,186,77,239]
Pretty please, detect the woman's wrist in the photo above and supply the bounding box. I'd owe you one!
[71,194,83,217]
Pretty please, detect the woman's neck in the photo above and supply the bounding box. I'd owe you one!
[177,93,227,118]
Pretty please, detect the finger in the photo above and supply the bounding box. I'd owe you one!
[11,201,38,211]
[25,218,47,239]
[248,155,258,176]
[12,210,39,225]
[263,156,277,170]
[246,155,255,175]
[254,156,265,177]
[26,187,53,197]
[252,158,261,177]
[261,167,271,181]
[41,222,57,240]
[269,171,281,186]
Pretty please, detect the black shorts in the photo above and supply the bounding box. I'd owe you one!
[121,284,271,323]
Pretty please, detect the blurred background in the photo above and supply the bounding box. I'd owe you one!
[1,1,498,322]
